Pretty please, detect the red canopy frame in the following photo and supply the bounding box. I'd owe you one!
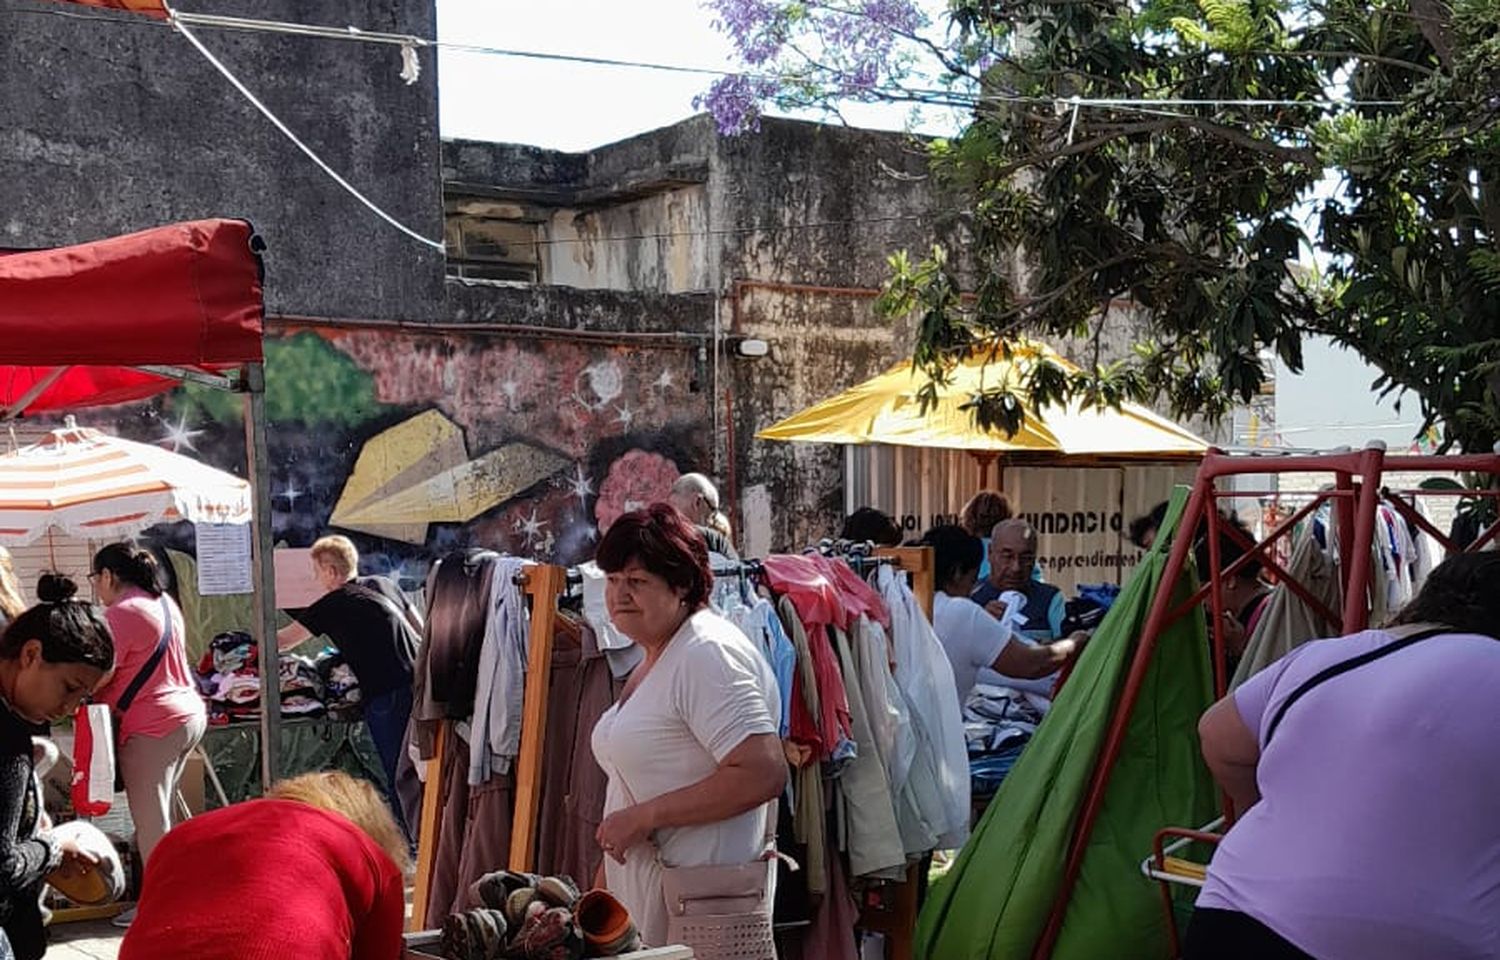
[0,219,283,786]
[1033,445,1500,960]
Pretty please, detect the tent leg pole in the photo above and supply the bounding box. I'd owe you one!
[1342,446,1385,634]
[242,363,281,789]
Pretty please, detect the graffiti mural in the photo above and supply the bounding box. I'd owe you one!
[71,325,713,590]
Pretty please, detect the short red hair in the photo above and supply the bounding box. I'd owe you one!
[596,503,713,609]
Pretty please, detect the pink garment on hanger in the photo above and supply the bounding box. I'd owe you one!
[760,554,893,630]
[762,554,848,629]
[824,557,892,629]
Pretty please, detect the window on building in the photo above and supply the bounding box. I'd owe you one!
[444,216,542,283]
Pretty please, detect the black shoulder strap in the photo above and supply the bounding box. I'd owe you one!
[1264,626,1449,746]
[117,596,174,714]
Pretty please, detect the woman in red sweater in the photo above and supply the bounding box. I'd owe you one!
[119,771,409,960]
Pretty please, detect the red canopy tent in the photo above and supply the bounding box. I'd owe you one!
[0,218,283,783]
[49,0,167,18]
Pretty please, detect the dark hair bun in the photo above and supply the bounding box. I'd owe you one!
[36,573,79,604]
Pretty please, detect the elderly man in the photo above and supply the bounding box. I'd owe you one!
[971,519,1087,697]
[971,520,1065,641]
[667,472,740,561]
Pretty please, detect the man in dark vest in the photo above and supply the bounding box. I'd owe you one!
[971,519,1064,642]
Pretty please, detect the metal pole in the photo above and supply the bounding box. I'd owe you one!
[242,362,282,788]
[1342,445,1385,634]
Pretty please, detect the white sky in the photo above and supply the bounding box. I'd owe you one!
[436,0,1414,449]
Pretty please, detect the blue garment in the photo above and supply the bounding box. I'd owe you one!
[1075,583,1122,611]
[739,599,796,738]
[363,684,414,845]
[970,741,1028,796]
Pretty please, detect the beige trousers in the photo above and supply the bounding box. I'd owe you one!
[119,713,207,866]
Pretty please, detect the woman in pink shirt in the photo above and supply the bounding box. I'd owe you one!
[89,541,205,923]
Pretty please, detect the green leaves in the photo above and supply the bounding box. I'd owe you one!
[1170,0,1263,52]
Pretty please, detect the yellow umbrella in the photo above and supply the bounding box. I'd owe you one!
[756,340,1206,456]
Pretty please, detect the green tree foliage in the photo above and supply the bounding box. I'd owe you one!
[177,331,388,426]
[706,0,1500,449]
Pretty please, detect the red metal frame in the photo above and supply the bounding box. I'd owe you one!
[1030,447,1500,960]
[1149,827,1224,958]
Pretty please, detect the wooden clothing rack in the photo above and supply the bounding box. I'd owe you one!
[409,563,566,930]
[407,548,939,951]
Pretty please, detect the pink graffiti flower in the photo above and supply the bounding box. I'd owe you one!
[595,449,681,532]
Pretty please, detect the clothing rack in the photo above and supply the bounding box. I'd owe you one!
[409,563,567,930]
[412,559,767,929]
[408,548,937,948]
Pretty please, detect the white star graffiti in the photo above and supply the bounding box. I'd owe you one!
[517,508,547,548]
[279,483,303,509]
[159,413,204,453]
[566,464,595,504]
[653,370,676,391]
[614,403,634,428]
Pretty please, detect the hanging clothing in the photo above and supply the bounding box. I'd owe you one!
[535,615,623,889]
[424,731,516,921]
[1231,524,1341,690]
[774,596,853,761]
[762,554,849,631]
[732,598,797,738]
[467,556,530,784]
[413,549,498,757]
[876,565,970,851]
[803,836,860,960]
[848,614,935,857]
[830,624,906,879]
[778,596,829,898]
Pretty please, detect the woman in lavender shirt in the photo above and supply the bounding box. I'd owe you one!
[1190,551,1500,960]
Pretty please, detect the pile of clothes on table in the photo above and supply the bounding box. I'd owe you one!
[195,631,363,726]
[965,582,1121,800]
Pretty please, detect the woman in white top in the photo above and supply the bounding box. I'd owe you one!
[922,525,1083,701]
[590,503,785,947]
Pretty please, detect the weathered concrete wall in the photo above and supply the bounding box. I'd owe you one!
[545,186,712,293]
[713,118,957,552]
[0,0,445,321]
[447,278,715,336]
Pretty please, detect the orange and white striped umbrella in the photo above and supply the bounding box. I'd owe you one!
[0,422,251,545]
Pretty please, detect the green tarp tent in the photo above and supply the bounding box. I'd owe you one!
[916,490,1219,960]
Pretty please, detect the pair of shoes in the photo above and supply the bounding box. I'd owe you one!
[111,905,138,928]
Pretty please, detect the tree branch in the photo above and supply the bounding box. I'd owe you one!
[1407,0,1456,69]
[1250,48,1438,76]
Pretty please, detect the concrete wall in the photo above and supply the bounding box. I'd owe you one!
[0,0,445,321]
[544,187,712,292]
[714,118,958,551]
